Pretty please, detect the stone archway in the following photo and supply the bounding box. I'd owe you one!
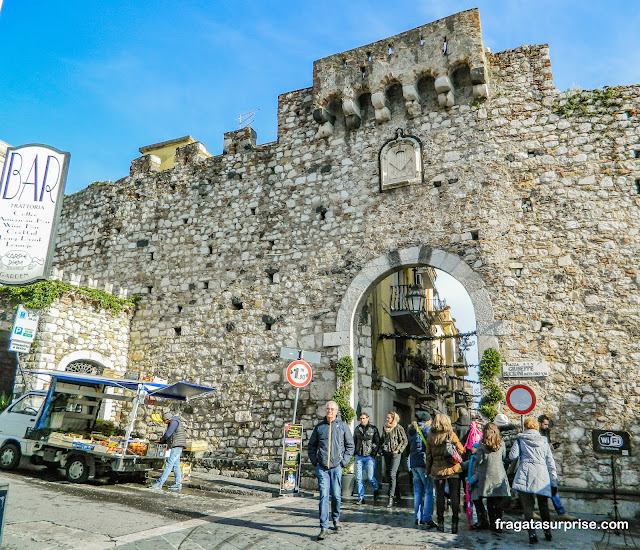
[325,246,501,418]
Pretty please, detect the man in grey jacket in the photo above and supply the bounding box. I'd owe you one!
[148,411,186,492]
[308,400,355,540]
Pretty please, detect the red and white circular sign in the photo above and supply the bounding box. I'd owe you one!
[506,384,536,415]
[286,360,312,388]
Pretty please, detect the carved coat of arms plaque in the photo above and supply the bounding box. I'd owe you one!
[379,129,423,191]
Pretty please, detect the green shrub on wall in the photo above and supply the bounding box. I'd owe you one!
[0,280,138,314]
[332,355,355,425]
[478,347,503,421]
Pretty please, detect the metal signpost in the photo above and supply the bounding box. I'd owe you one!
[505,384,536,430]
[278,347,320,496]
[8,305,40,391]
[592,429,633,541]
[0,144,70,285]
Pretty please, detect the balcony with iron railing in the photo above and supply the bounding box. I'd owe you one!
[388,284,447,336]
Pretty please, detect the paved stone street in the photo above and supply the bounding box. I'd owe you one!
[2,467,636,549]
[112,494,635,550]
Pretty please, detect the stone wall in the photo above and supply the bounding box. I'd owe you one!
[47,9,639,505]
[0,286,133,422]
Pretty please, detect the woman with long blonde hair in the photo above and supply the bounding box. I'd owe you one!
[470,422,511,532]
[425,413,465,533]
[381,410,407,508]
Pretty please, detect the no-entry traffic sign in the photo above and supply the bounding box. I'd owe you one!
[286,360,312,388]
[505,384,536,415]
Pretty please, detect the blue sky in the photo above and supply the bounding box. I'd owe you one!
[1,1,639,194]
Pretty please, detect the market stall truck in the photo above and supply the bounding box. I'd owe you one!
[0,370,215,483]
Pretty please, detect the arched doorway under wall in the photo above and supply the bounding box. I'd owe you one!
[331,246,499,434]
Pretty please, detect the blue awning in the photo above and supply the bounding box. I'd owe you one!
[24,370,216,401]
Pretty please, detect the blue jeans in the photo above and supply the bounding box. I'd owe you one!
[354,455,379,499]
[157,446,183,486]
[552,493,566,515]
[412,467,434,522]
[316,465,342,529]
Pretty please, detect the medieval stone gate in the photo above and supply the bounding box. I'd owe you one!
[9,9,639,512]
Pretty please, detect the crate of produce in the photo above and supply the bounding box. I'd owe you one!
[184,440,208,452]
[146,443,167,458]
[127,440,149,456]
[93,444,109,454]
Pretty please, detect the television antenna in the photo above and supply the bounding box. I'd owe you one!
[238,109,259,128]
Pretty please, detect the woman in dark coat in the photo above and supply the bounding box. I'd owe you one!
[425,413,465,533]
[471,422,511,532]
[381,411,407,508]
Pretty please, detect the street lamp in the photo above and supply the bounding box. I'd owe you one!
[406,284,424,314]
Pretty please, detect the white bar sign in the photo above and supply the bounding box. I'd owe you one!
[0,144,70,284]
[502,361,549,378]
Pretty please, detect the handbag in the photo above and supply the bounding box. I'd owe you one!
[443,432,463,464]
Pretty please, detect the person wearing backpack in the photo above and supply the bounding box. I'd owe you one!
[406,410,436,529]
[425,413,465,533]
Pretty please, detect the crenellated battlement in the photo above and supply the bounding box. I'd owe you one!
[311,9,489,136]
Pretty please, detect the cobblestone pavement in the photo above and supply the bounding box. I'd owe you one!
[112,493,636,550]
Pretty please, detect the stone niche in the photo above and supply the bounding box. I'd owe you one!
[311,8,490,136]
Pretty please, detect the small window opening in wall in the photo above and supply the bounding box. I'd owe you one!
[342,58,347,68]
[528,150,535,157]
[610,350,618,357]
[636,179,640,194]
[183,218,189,224]
[470,230,479,240]
[316,205,327,220]
[175,305,182,313]
[267,272,275,283]
[174,327,182,336]
[208,246,214,255]
[265,321,272,331]
[232,297,243,310]
[250,207,256,215]
[269,240,275,247]
[634,150,639,158]
[388,44,393,55]
[148,252,154,261]
[442,36,447,55]
[203,281,209,289]
[361,66,366,79]
[433,180,442,188]
[367,51,372,62]
[420,37,424,46]
[237,364,245,373]
[147,286,153,294]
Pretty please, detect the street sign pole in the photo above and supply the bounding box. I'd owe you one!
[292,387,300,424]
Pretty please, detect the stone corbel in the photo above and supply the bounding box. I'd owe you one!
[342,98,362,130]
[435,75,455,108]
[371,92,391,123]
[470,66,489,100]
[402,84,422,117]
[313,107,336,138]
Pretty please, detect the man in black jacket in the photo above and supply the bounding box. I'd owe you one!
[353,412,381,504]
[308,401,355,540]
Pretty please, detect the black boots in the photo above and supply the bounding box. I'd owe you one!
[452,519,459,534]
[544,530,552,541]
[436,519,445,532]
[373,489,380,501]
[529,532,538,544]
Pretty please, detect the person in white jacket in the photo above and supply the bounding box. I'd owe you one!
[509,416,557,544]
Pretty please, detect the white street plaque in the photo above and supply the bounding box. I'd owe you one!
[502,361,549,378]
